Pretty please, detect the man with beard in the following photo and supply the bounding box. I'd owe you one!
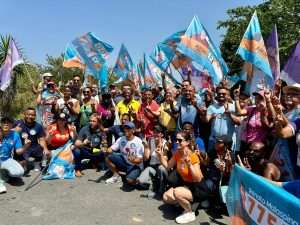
[175,85,204,133]
[206,86,239,150]
[116,83,140,119]
[14,108,50,172]
[73,114,106,177]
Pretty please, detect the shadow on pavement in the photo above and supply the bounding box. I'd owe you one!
[158,203,182,220]
[7,177,25,187]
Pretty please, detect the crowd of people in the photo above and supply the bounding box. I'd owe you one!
[0,71,300,224]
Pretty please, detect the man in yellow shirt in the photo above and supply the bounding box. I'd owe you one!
[116,84,140,118]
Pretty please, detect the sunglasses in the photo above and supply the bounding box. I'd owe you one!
[73,79,80,82]
[217,92,226,96]
[176,138,184,143]
[83,91,90,94]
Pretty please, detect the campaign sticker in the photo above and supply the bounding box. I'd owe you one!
[29,129,37,136]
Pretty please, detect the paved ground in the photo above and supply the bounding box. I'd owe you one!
[0,170,229,225]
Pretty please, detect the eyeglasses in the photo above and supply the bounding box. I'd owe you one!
[83,91,90,94]
[176,138,184,143]
[73,79,80,82]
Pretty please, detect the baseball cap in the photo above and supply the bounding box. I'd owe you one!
[123,121,135,129]
[252,90,265,98]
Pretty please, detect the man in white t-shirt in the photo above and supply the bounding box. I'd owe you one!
[105,122,144,186]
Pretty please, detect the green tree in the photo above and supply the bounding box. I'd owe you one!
[39,54,84,85]
[0,35,34,117]
[218,0,300,75]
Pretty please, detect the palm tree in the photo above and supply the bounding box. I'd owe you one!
[0,35,28,117]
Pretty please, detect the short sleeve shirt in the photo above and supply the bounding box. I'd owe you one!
[207,103,235,141]
[111,136,144,168]
[117,99,140,117]
[137,100,160,138]
[176,97,203,132]
[14,120,45,147]
[77,125,103,149]
[173,151,200,183]
[0,131,22,161]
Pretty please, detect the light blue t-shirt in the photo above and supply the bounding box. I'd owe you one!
[207,103,235,141]
[176,96,203,131]
[0,131,22,161]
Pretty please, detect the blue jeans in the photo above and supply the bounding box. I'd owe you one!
[73,147,105,171]
[0,158,24,185]
[108,152,141,181]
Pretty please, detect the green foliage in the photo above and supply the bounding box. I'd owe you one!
[218,0,300,75]
[39,54,84,85]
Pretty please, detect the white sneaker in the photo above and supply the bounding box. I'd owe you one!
[175,212,196,224]
[105,176,120,184]
[0,184,7,194]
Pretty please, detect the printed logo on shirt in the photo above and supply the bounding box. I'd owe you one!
[130,143,137,150]
[121,140,127,147]
[29,129,37,136]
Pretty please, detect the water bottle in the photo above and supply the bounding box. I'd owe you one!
[41,154,47,168]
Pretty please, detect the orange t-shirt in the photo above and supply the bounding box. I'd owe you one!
[173,151,200,183]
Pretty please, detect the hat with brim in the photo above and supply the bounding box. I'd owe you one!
[42,72,54,78]
[283,83,300,95]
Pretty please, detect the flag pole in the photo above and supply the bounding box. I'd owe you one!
[22,60,35,85]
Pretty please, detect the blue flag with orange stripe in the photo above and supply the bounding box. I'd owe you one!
[71,32,113,77]
[237,11,273,86]
[113,44,134,81]
[177,16,228,85]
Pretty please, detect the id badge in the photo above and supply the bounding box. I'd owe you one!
[92,148,101,154]
[297,147,300,167]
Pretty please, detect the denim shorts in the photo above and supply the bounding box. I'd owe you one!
[108,153,141,181]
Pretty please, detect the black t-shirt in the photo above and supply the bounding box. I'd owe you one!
[14,120,45,147]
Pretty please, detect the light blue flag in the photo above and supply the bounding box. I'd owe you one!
[113,44,134,80]
[85,63,108,91]
[43,141,75,180]
[150,43,174,71]
[237,11,273,86]
[62,43,84,69]
[226,165,300,225]
[177,16,228,86]
[71,32,113,77]
[163,30,186,49]
[142,54,158,87]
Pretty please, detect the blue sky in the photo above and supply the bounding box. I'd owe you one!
[1,0,263,66]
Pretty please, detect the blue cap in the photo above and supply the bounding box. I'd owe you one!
[123,121,135,129]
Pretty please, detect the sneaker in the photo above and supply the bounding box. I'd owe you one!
[175,212,196,224]
[105,176,120,184]
[147,191,156,199]
[0,184,7,194]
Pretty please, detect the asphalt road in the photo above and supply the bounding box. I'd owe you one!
[0,170,229,225]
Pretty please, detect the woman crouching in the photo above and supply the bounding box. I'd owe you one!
[156,131,203,224]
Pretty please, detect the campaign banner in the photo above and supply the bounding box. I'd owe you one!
[226,165,300,225]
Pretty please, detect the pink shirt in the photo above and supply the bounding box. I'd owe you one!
[241,106,268,143]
